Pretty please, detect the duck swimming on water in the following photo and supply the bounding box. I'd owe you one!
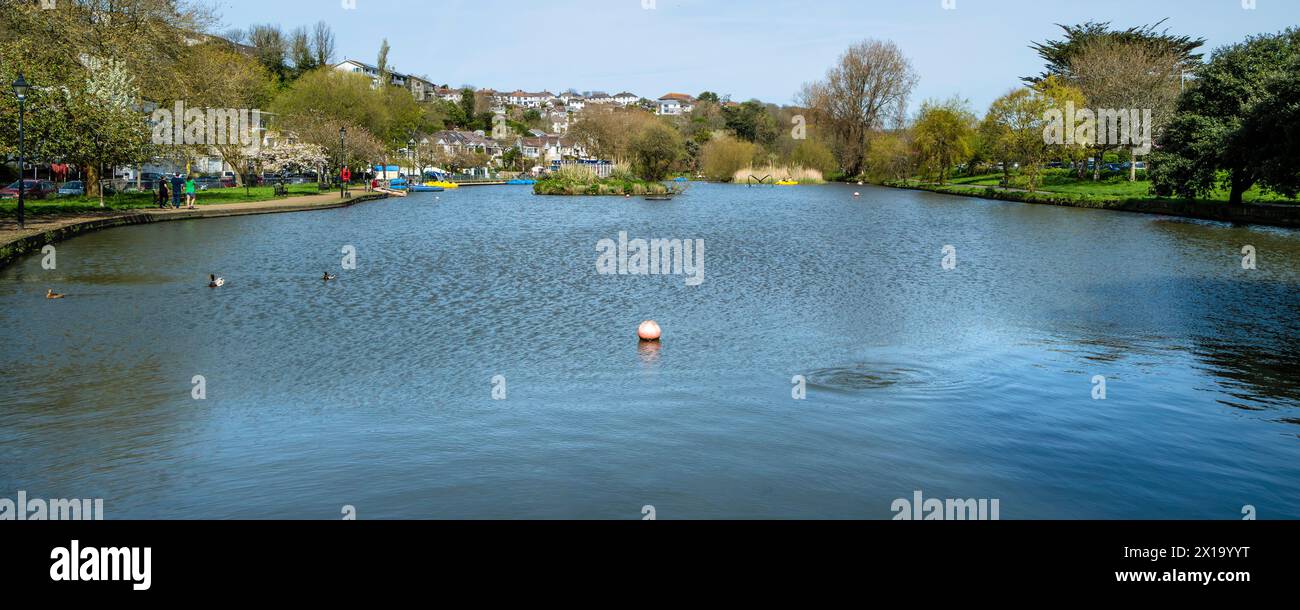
[322,272,337,281]
[46,289,65,299]
[208,274,225,288]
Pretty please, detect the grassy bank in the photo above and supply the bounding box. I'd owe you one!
[884,175,1300,228]
[936,170,1297,205]
[0,184,326,218]
[533,166,674,196]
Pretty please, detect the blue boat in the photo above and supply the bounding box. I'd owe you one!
[409,185,444,192]
[506,179,537,185]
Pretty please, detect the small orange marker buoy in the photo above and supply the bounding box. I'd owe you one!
[638,320,662,342]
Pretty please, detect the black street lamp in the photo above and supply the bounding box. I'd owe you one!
[339,126,347,199]
[407,138,416,179]
[13,73,31,230]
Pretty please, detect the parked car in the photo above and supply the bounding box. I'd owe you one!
[0,179,58,200]
[57,181,86,196]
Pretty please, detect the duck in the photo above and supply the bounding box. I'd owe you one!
[46,289,65,299]
[322,272,337,281]
[208,274,225,288]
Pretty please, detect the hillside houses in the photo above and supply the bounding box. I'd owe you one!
[656,93,696,116]
[333,59,436,102]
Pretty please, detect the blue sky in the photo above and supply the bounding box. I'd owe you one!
[211,0,1297,113]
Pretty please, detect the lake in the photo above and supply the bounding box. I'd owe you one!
[2,183,1298,519]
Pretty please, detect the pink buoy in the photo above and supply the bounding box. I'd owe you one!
[638,320,662,342]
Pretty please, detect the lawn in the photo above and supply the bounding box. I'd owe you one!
[0,184,327,218]
[939,171,1297,204]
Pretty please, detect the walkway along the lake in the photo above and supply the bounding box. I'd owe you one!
[886,181,1300,229]
[0,191,389,271]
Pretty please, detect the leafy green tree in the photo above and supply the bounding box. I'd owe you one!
[699,133,759,181]
[912,97,976,185]
[789,139,837,177]
[1150,29,1300,204]
[630,122,684,181]
[865,132,914,183]
[981,88,1053,190]
[459,89,476,126]
[722,100,778,145]
[1241,58,1300,198]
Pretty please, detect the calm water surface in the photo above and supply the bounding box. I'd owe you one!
[2,183,1298,518]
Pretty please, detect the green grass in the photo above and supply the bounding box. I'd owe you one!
[0,184,327,218]
[930,170,1298,205]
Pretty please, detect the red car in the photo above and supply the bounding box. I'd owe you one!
[0,179,58,200]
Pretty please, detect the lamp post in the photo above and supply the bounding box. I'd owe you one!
[339,126,347,199]
[13,73,31,230]
[407,138,416,180]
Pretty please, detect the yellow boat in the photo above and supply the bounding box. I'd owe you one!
[425,181,459,189]
[775,180,799,186]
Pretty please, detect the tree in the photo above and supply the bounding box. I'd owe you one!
[376,39,391,88]
[981,88,1052,191]
[59,58,154,203]
[458,88,476,126]
[1240,57,1300,198]
[0,0,208,194]
[630,122,684,181]
[699,133,760,182]
[722,100,778,145]
[289,27,317,77]
[1068,38,1183,180]
[171,42,276,185]
[912,97,976,185]
[247,24,288,82]
[789,139,837,176]
[312,21,336,68]
[865,132,914,183]
[1027,20,1204,84]
[798,39,917,177]
[259,140,328,175]
[269,69,427,148]
[1034,76,1090,177]
[1151,29,1300,204]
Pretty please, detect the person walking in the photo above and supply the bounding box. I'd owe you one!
[157,175,169,209]
[184,175,197,209]
[170,173,184,209]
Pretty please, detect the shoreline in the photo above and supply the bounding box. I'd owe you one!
[880,181,1300,229]
[0,191,389,271]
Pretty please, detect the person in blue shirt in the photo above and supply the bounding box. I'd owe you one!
[170,173,185,209]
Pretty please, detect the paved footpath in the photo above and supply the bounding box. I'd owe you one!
[0,191,387,269]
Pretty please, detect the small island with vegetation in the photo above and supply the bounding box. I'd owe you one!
[533,166,677,196]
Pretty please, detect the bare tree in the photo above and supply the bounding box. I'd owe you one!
[798,39,918,178]
[312,21,336,67]
[1069,38,1182,180]
[289,27,315,73]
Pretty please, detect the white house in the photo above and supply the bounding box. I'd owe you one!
[656,93,696,115]
[333,59,435,101]
[612,92,639,106]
